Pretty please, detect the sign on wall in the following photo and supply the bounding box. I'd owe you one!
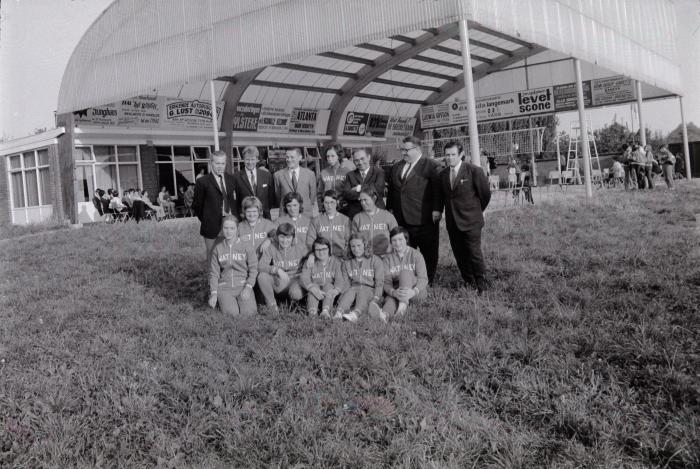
[341,112,416,137]
[342,112,371,136]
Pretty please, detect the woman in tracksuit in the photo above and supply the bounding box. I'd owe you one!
[208,217,258,316]
[381,226,428,317]
[257,223,309,314]
[334,233,384,322]
[301,237,346,318]
[317,144,350,208]
[307,190,351,258]
[275,192,313,250]
[351,187,397,256]
[237,196,275,256]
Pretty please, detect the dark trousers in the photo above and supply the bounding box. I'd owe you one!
[447,224,486,286]
[405,223,439,284]
[132,200,146,222]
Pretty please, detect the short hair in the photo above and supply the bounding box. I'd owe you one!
[347,233,369,258]
[322,189,339,201]
[242,146,259,158]
[389,226,410,244]
[241,196,262,213]
[443,141,463,153]
[222,215,238,226]
[352,148,369,159]
[276,222,296,238]
[325,143,345,160]
[211,150,227,160]
[96,188,105,197]
[287,147,303,157]
[403,136,422,147]
[282,192,304,214]
[312,237,332,251]
[359,186,379,201]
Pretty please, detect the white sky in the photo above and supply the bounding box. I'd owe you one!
[1,0,699,140]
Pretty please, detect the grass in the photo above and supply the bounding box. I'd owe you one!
[0,215,70,240]
[1,182,699,468]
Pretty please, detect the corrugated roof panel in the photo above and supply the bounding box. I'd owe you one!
[401,58,462,77]
[333,46,384,60]
[378,70,449,88]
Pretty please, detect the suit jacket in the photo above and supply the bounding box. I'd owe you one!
[340,165,386,220]
[233,167,275,219]
[273,166,317,215]
[435,162,491,232]
[386,157,441,226]
[192,172,237,239]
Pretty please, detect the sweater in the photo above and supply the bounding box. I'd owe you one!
[341,255,385,300]
[382,247,428,295]
[351,209,398,256]
[301,256,346,291]
[209,239,258,294]
[307,212,351,258]
[258,242,309,278]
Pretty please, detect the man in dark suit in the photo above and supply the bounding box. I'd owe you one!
[387,136,441,284]
[273,147,317,215]
[340,148,386,220]
[434,141,491,293]
[192,150,237,260]
[233,146,275,219]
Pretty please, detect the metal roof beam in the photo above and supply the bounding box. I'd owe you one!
[357,43,396,55]
[372,78,441,92]
[432,45,493,65]
[468,39,513,57]
[326,22,460,139]
[469,24,533,48]
[390,35,416,45]
[411,55,463,70]
[318,52,375,66]
[251,80,342,94]
[274,62,358,79]
[355,93,425,105]
[219,68,265,161]
[393,65,456,81]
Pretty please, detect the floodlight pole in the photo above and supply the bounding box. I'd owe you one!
[679,95,692,180]
[458,19,481,166]
[574,59,593,198]
[636,80,646,147]
[210,80,220,151]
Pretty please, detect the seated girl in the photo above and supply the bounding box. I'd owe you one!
[334,233,384,322]
[351,187,397,256]
[208,216,258,316]
[257,223,309,314]
[301,237,346,318]
[307,190,351,258]
[158,186,176,218]
[275,192,313,249]
[237,196,275,256]
[381,226,428,317]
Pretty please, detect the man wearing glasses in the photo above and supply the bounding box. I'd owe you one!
[386,136,441,285]
[339,148,386,220]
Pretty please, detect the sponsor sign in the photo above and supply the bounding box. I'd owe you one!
[553,81,592,111]
[231,102,261,131]
[342,112,370,136]
[366,114,389,137]
[591,76,635,106]
[419,103,451,129]
[385,116,417,138]
[257,106,290,133]
[161,98,224,129]
[289,108,321,134]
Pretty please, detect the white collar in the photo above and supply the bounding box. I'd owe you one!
[450,161,462,174]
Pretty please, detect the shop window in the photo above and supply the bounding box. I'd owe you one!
[156,145,211,198]
[75,146,93,161]
[74,145,141,195]
[7,148,51,208]
[94,145,116,163]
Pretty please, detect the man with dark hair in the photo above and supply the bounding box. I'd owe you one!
[386,136,441,284]
[193,150,237,260]
[273,147,317,215]
[434,141,491,293]
[340,148,386,220]
[233,146,275,219]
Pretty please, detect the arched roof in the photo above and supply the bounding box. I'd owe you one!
[58,0,682,137]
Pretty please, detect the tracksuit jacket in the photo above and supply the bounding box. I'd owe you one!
[275,214,313,249]
[318,166,349,206]
[382,247,428,295]
[351,209,398,256]
[301,256,346,291]
[237,219,276,253]
[209,239,258,294]
[307,212,351,258]
[341,255,385,300]
[258,242,308,279]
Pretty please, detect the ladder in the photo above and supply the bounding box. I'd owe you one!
[565,120,601,184]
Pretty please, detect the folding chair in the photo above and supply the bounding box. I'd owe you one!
[546,170,562,191]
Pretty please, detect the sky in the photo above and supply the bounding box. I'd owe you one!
[1,0,699,140]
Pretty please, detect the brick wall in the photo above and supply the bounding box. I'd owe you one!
[0,157,10,225]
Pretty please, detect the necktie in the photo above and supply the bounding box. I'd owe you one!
[361,170,367,181]
[401,162,412,182]
[219,175,230,214]
[249,170,256,195]
[291,170,298,192]
[450,168,457,189]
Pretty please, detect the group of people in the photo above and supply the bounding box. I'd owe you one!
[195,137,492,321]
[92,187,166,222]
[615,143,677,190]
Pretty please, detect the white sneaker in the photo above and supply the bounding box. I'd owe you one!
[379,309,388,323]
[332,310,343,320]
[342,310,359,322]
[396,303,407,316]
[319,309,331,319]
[368,301,382,320]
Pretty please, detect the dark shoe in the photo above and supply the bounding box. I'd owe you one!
[476,279,490,295]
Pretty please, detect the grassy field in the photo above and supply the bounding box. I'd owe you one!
[1,182,699,468]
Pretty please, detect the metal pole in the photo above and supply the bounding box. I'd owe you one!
[574,59,593,198]
[636,80,646,146]
[679,96,692,180]
[210,80,220,151]
[458,19,481,166]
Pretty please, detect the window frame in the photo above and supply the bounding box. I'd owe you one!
[73,144,143,200]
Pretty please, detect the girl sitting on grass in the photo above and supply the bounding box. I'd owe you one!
[257,223,308,315]
[275,192,313,249]
[307,190,351,258]
[333,233,384,322]
[351,187,397,256]
[237,196,275,256]
[208,216,258,316]
[301,237,346,318]
[381,226,428,318]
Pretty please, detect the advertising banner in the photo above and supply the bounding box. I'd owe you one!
[231,102,261,131]
[257,106,290,133]
[161,98,224,130]
[366,114,389,137]
[591,76,635,106]
[385,116,417,138]
[553,81,592,111]
[289,108,321,134]
[342,112,371,136]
